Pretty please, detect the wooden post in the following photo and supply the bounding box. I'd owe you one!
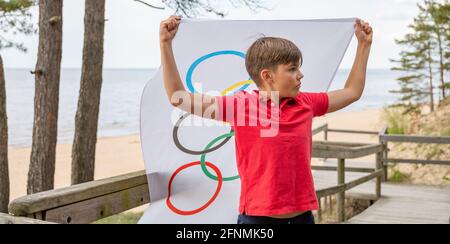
[337,158,345,222]
[378,130,388,182]
[317,197,322,223]
[383,142,388,182]
[375,152,382,199]
[323,125,328,162]
[328,195,332,214]
[378,126,389,182]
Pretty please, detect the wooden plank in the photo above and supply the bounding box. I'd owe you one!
[9,170,148,216]
[313,141,370,147]
[344,183,450,224]
[312,143,383,159]
[316,185,345,198]
[385,158,450,166]
[312,124,328,136]
[346,144,384,159]
[348,197,450,224]
[315,169,450,224]
[380,134,450,144]
[345,170,383,191]
[0,213,55,224]
[44,184,150,224]
[316,158,376,169]
[327,129,379,135]
[311,165,375,173]
[315,171,450,201]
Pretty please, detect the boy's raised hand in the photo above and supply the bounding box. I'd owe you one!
[354,19,373,46]
[160,15,181,44]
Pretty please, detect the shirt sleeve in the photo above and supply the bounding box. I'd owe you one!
[302,92,329,117]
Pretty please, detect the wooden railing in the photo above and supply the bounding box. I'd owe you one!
[379,132,450,172]
[311,124,384,223]
[311,123,450,223]
[0,213,55,224]
[8,171,149,224]
[4,124,385,224]
[5,124,448,224]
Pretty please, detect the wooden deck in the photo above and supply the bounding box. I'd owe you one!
[5,125,448,224]
[313,159,450,224]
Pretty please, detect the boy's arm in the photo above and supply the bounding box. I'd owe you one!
[327,19,373,113]
[160,16,219,120]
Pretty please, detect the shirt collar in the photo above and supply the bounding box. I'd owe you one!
[252,90,299,106]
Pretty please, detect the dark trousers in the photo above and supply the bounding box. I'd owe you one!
[237,211,315,224]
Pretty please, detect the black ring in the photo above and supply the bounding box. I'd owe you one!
[173,113,234,155]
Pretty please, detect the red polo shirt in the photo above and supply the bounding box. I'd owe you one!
[215,90,329,216]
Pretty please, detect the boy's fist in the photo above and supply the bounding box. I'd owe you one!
[354,19,373,46]
[160,15,181,44]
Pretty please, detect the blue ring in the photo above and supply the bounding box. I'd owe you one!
[186,50,251,94]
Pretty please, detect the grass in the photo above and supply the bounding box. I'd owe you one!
[381,107,410,135]
[92,212,143,224]
[442,127,450,136]
[389,169,410,183]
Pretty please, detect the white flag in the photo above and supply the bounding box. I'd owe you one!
[139,18,356,224]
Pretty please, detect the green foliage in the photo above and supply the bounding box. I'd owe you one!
[0,0,36,51]
[390,169,410,183]
[443,128,450,136]
[390,0,450,110]
[0,0,33,12]
[381,106,414,135]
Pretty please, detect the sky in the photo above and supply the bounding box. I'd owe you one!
[1,0,422,69]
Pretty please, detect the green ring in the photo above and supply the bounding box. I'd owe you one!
[200,132,240,181]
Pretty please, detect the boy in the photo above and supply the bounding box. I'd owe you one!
[160,16,373,224]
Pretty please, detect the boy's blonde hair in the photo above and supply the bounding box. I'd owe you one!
[245,37,303,86]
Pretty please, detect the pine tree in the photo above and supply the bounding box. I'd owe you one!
[71,0,106,185]
[0,0,35,213]
[421,0,450,100]
[390,0,450,112]
[27,0,63,194]
[390,23,435,113]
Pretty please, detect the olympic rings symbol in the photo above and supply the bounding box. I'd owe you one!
[166,50,254,215]
[173,113,234,155]
[166,161,222,216]
[186,50,252,95]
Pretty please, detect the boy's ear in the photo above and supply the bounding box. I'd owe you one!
[260,69,274,84]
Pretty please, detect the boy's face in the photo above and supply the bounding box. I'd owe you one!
[268,62,304,98]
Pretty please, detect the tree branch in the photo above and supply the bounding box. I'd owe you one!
[133,0,165,10]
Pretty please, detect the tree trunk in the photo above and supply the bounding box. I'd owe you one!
[427,46,434,112]
[71,0,105,185]
[27,0,63,194]
[0,55,9,213]
[436,32,446,100]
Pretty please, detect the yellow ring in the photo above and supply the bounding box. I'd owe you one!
[220,80,254,96]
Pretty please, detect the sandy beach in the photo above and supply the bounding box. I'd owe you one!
[8,135,146,201]
[7,108,384,201]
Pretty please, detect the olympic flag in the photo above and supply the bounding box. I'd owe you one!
[139,18,356,224]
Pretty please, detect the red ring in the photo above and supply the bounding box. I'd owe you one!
[166,161,223,216]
